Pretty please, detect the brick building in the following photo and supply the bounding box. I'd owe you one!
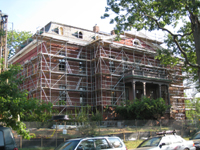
[8,22,186,120]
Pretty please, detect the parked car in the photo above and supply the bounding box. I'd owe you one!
[55,136,127,150]
[134,130,195,150]
[0,126,18,150]
[190,131,200,150]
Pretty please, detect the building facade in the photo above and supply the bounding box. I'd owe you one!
[8,22,186,120]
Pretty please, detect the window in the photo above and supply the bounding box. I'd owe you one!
[59,85,66,105]
[74,31,83,38]
[60,27,63,35]
[94,139,111,149]
[161,91,167,102]
[79,62,86,73]
[38,61,41,70]
[78,32,83,38]
[138,137,161,148]
[56,140,79,150]
[80,91,86,105]
[54,27,59,34]
[32,64,35,74]
[59,59,65,71]
[79,140,95,150]
[108,137,123,148]
[23,67,27,77]
[122,56,128,70]
[133,39,141,46]
[109,56,115,73]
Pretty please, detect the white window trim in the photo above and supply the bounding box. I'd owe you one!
[133,39,141,46]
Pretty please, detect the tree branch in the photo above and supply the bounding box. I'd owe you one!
[173,38,199,68]
[144,14,200,69]
[145,14,193,38]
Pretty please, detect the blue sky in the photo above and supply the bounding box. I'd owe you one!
[1,0,116,34]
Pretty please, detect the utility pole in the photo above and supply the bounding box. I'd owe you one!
[0,10,8,73]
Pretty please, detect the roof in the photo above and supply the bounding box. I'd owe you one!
[42,21,110,36]
[124,31,163,45]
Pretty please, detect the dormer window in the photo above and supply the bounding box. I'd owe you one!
[74,31,83,38]
[54,27,59,34]
[53,27,64,35]
[133,39,141,46]
[78,32,83,39]
[60,27,63,35]
[134,41,139,45]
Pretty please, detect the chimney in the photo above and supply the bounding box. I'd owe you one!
[111,30,115,35]
[93,24,100,33]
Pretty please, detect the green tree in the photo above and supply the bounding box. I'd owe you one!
[7,30,32,58]
[0,62,53,139]
[185,98,200,121]
[102,0,200,86]
[91,108,103,122]
[115,97,169,120]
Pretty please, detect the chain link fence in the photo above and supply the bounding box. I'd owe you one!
[12,119,200,149]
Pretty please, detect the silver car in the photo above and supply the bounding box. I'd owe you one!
[134,132,195,150]
[55,136,127,150]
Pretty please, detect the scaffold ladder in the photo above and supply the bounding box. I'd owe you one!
[76,77,82,90]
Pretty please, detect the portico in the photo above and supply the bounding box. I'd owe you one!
[124,69,171,105]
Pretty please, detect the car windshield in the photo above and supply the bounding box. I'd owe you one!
[55,140,80,150]
[138,137,161,148]
[191,133,200,139]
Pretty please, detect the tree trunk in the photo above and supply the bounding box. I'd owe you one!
[192,18,200,85]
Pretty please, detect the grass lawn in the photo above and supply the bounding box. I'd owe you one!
[124,140,143,149]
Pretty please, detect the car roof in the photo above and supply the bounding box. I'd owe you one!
[148,134,181,139]
[67,136,120,141]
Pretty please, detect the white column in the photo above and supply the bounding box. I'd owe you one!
[159,84,162,98]
[143,82,146,96]
[167,85,170,105]
[132,80,136,100]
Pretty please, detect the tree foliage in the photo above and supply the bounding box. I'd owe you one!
[0,62,53,139]
[7,30,32,58]
[115,97,169,120]
[72,105,103,122]
[185,98,200,120]
[102,0,200,86]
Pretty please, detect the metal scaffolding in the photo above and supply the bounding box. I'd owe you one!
[10,23,187,119]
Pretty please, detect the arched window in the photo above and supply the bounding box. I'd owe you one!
[78,32,83,39]
[132,39,141,46]
[60,27,63,35]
